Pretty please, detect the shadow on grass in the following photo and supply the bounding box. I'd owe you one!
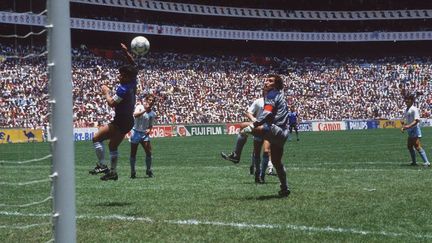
[96,201,133,207]
[256,195,288,200]
[399,163,429,169]
[239,181,279,185]
[244,194,288,201]
[130,176,153,180]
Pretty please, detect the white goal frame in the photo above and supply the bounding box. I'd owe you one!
[47,0,76,242]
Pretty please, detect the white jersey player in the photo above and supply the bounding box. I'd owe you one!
[246,97,275,178]
[401,94,430,167]
[129,94,157,178]
[221,90,273,184]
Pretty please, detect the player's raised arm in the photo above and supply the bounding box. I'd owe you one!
[101,85,117,107]
[120,42,136,66]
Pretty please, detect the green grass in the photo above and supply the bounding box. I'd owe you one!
[1,128,432,242]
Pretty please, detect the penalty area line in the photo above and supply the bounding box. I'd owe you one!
[1,211,432,239]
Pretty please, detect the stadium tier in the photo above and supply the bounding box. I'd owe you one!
[1,44,431,128]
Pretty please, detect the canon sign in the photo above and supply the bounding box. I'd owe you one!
[312,122,346,131]
[318,123,340,131]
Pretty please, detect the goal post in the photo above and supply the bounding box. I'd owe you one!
[47,0,76,242]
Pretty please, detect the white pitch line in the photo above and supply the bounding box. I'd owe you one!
[0,196,52,208]
[0,222,51,229]
[78,214,153,223]
[0,154,52,164]
[1,211,432,239]
[0,178,51,186]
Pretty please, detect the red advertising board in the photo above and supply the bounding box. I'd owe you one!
[151,125,173,138]
[125,125,173,139]
[226,123,242,135]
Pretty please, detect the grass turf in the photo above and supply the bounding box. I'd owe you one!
[1,128,432,242]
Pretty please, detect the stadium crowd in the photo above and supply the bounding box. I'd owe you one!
[1,44,431,128]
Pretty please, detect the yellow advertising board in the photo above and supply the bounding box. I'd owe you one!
[378,120,404,129]
[0,129,44,144]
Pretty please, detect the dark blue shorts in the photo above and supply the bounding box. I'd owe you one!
[111,115,134,134]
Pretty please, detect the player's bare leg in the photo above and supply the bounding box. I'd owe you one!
[143,141,153,177]
[130,143,139,178]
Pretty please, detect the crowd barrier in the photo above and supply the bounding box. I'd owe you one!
[3,119,432,143]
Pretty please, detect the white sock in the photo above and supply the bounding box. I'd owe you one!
[93,142,105,165]
[268,160,274,170]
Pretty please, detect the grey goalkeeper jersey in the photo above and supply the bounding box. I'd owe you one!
[257,89,289,128]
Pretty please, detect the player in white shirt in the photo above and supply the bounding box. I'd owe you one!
[221,90,272,184]
[129,94,157,178]
[245,97,274,181]
[401,94,430,167]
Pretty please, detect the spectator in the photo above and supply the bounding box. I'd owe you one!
[1,44,431,128]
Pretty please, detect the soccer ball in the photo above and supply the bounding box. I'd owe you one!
[131,36,150,55]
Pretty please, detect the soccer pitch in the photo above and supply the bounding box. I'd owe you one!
[1,128,432,242]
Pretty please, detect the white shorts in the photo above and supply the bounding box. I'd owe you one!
[129,129,150,144]
[407,126,422,138]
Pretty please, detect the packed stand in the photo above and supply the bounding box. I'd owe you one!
[1,44,431,128]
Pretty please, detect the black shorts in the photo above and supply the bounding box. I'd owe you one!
[289,123,297,129]
[111,115,134,134]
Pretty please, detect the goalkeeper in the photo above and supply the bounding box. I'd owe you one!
[236,74,290,197]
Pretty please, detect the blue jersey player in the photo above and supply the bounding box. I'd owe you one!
[89,43,138,181]
[237,74,290,197]
[287,106,300,141]
[129,94,156,178]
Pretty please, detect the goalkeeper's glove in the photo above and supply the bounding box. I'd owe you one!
[240,124,255,135]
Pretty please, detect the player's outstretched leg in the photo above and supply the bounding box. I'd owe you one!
[221,133,248,163]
